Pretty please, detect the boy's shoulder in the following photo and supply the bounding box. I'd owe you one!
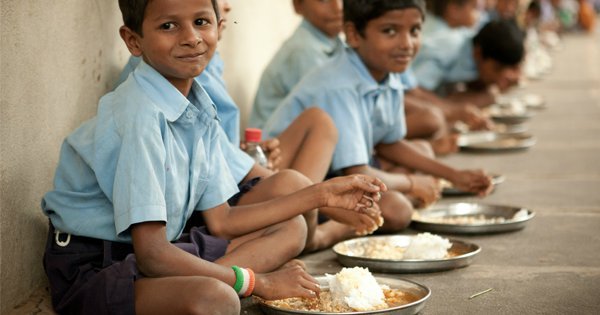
[276,20,342,62]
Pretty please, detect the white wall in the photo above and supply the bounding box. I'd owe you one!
[0,0,299,312]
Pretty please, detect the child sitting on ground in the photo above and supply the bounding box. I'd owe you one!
[115,0,382,251]
[42,0,387,314]
[264,0,493,233]
[411,0,525,107]
[250,0,344,129]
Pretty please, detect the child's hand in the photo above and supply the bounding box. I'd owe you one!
[457,104,494,131]
[320,205,383,235]
[451,170,493,196]
[253,265,320,300]
[260,138,282,171]
[321,175,387,212]
[407,174,441,209]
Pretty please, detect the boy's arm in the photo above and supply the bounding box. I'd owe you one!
[131,221,320,299]
[376,140,459,181]
[342,164,412,192]
[202,175,386,239]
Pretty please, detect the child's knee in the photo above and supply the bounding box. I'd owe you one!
[188,277,240,314]
[268,169,313,195]
[300,107,338,140]
[280,215,308,256]
[380,191,413,231]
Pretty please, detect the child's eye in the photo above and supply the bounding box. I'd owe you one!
[410,26,421,36]
[195,18,209,26]
[160,22,175,30]
[383,28,397,36]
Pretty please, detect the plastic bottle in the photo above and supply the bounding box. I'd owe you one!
[244,128,268,167]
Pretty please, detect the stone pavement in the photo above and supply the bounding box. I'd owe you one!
[9,32,600,315]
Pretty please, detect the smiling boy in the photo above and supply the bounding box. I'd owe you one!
[41,0,388,314]
[265,0,493,231]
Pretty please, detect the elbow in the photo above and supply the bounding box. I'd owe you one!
[206,222,235,240]
[135,245,166,277]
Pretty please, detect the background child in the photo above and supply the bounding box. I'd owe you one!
[42,0,387,313]
[412,0,525,107]
[265,0,493,232]
[250,0,344,128]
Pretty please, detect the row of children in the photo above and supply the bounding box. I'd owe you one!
[41,0,535,314]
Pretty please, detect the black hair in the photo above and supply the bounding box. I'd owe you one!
[344,0,426,35]
[473,20,525,66]
[427,0,473,17]
[527,0,541,17]
[118,0,220,36]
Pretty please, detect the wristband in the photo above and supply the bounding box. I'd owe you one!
[231,265,244,294]
[243,268,255,297]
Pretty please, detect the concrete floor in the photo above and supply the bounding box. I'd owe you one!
[243,32,600,315]
[9,32,600,315]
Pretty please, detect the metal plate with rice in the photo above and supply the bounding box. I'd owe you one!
[487,104,535,125]
[258,276,430,315]
[458,132,536,152]
[332,235,480,273]
[442,173,506,196]
[411,202,535,234]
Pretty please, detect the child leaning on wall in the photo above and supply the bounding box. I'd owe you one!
[115,0,383,252]
[250,0,344,129]
[41,0,388,314]
[264,0,493,234]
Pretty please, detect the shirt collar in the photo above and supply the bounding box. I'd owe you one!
[345,48,403,95]
[132,60,190,122]
[300,19,343,56]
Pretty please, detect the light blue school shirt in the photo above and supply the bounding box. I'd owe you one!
[116,54,254,183]
[410,13,477,91]
[42,60,239,242]
[400,68,418,91]
[250,19,345,129]
[264,48,405,173]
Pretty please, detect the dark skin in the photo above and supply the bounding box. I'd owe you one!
[119,0,388,313]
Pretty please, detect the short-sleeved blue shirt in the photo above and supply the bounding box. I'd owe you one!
[264,48,405,173]
[42,60,239,242]
[400,68,419,91]
[115,54,254,183]
[250,19,345,128]
[410,13,478,91]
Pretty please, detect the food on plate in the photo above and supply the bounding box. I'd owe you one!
[334,233,453,260]
[413,210,530,225]
[264,267,419,312]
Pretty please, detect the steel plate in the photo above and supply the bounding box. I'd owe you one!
[411,202,535,234]
[458,133,536,152]
[332,235,480,273]
[258,276,430,315]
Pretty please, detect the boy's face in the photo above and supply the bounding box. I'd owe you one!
[294,0,343,38]
[448,0,480,28]
[496,0,518,19]
[121,0,219,89]
[345,8,423,82]
[478,59,522,91]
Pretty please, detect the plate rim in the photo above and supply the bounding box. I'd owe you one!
[257,275,431,315]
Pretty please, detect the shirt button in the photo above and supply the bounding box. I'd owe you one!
[186,111,193,119]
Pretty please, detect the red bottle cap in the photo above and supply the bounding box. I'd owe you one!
[245,128,262,143]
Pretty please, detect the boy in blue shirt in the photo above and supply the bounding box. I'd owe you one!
[265,0,493,232]
[115,0,383,251]
[250,0,344,128]
[41,0,387,314]
[411,0,524,107]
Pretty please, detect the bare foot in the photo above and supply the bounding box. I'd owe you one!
[279,259,307,271]
[303,221,357,253]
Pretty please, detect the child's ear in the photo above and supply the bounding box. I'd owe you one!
[119,26,143,57]
[292,0,303,15]
[343,22,360,49]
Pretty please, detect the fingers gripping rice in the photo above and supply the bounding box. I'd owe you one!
[325,267,387,311]
[403,233,452,260]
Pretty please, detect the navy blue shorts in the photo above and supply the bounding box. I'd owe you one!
[227,176,262,206]
[43,220,229,315]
